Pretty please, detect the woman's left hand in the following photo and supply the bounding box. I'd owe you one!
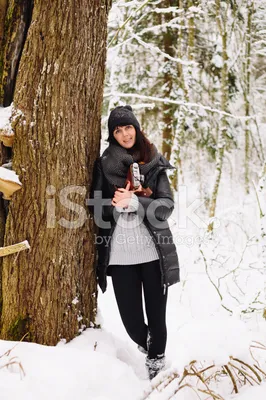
[112,182,133,208]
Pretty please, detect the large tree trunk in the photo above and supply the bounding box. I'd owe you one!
[0,0,111,344]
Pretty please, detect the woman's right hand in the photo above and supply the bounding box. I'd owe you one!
[112,181,133,208]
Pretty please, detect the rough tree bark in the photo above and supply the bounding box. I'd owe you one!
[0,0,112,344]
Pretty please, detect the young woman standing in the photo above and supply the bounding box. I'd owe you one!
[90,105,180,380]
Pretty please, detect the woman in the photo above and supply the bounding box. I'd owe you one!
[90,105,180,380]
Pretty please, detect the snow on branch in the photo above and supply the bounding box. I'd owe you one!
[131,33,195,66]
[138,17,182,34]
[104,92,256,120]
[108,0,151,47]
[153,7,184,14]
[110,19,185,50]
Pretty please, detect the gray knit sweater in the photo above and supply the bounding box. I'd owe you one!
[109,194,159,265]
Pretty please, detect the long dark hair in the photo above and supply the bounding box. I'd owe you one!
[133,128,153,163]
[108,127,153,163]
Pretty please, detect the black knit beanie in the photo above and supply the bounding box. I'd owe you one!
[108,105,141,139]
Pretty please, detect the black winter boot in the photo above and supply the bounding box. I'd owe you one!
[145,354,165,380]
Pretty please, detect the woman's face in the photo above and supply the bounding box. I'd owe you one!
[113,125,136,149]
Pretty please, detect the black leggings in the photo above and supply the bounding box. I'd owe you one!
[110,260,167,359]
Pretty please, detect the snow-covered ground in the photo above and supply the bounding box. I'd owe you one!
[0,274,265,399]
[0,184,266,399]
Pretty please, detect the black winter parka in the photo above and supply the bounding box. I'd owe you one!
[90,154,180,293]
